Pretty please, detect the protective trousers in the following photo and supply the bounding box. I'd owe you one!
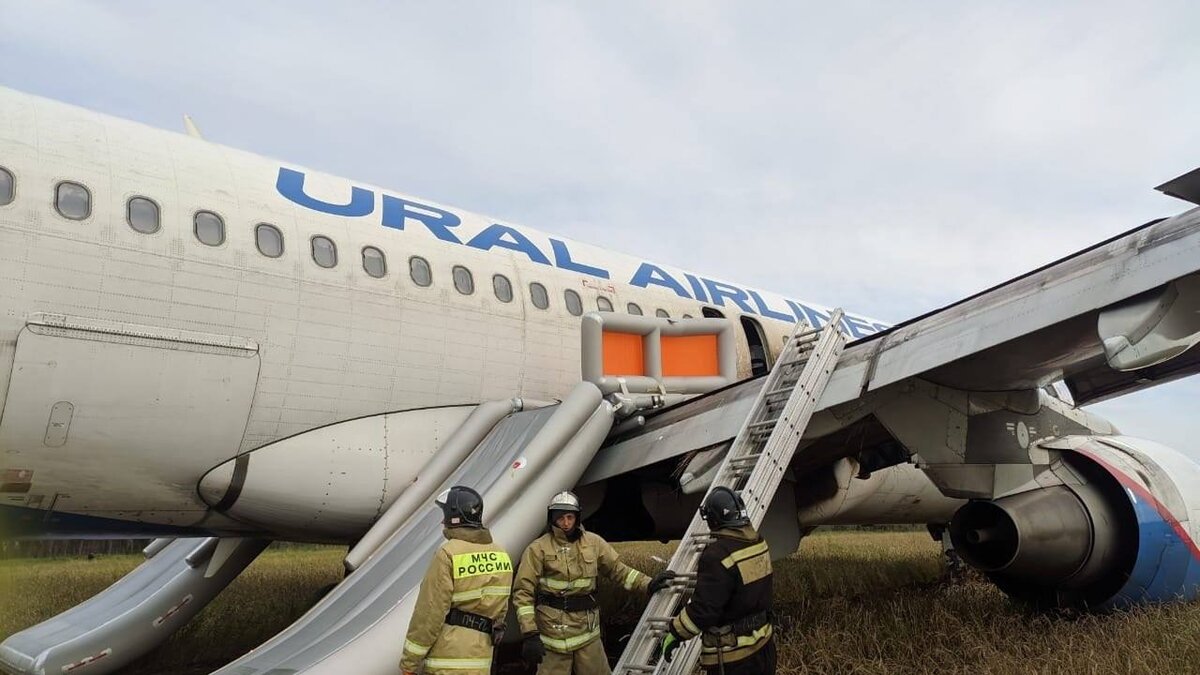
[701,637,776,675]
[536,637,610,675]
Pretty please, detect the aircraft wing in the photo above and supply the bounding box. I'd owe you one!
[584,201,1200,484]
[832,207,1200,406]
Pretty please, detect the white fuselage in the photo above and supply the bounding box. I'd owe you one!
[0,87,892,533]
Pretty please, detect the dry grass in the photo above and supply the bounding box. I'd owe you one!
[3,532,1200,674]
[0,546,346,674]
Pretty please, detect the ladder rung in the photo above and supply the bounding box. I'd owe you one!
[613,315,846,675]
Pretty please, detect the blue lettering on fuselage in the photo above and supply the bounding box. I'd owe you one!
[702,278,756,314]
[683,274,709,303]
[276,167,374,217]
[747,289,794,322]
[550,239,609,279]
[275,167,888,338]
[467,224,551,265]
[630,263,692,299]
[381,194,463,244]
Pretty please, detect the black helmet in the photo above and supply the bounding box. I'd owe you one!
[700,487,749,530]
[436,486,484,528]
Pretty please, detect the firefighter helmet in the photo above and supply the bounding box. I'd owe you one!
[700,486,749,529]
[547,491,582,539]
[436,485,484,528]
[547,491,581,514]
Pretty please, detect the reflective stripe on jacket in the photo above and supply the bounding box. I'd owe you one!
[400,527,513,675]
[513,527,649,653]
[670,525,773,667]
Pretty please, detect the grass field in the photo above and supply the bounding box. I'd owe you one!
[3,531,1200,674]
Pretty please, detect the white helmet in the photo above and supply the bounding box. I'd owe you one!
[548,491,581,514]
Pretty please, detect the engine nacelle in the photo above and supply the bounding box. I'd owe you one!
[197,404,481,542]
[950,435,1200,609]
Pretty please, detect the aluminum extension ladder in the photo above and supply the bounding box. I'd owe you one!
[613,311,847,675]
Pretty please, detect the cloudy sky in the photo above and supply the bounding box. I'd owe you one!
[2,1,1197,452]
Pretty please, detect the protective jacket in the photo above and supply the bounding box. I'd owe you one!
[670,524,773,671]
[400,526,513,675]
[513,526,650,653]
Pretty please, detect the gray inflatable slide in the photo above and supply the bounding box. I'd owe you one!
[215,381,613,674]
[0,381,613,675]
[0,536,269,675]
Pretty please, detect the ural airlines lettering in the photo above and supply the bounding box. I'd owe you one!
[276,167,889,338]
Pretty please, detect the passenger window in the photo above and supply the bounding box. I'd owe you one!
[311,235,337,268]
[194,210,225,246]
[410,256,432,287]
[0,167,13,205]
[453,265,474,295]
[493,274,513,303]
[597,297,613,312]
[362,246,387,278]
[627,302,643,315]
[656,309,670,318]
[127,197,160,234]
[530,282,549,310]
[564,290,583,316]
[255,223,284,258]
[56,181,91,220]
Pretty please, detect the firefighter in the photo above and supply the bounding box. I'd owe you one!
[400,485,513,675]
[658,487,775,674]
[513,490,676,674]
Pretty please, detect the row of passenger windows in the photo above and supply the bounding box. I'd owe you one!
[417,259,686,317]
[0,171,393,279]
[0,167,687,317]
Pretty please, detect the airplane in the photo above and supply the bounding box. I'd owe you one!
[1,84,1199,674]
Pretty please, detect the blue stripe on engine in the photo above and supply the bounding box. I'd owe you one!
[1105,486,1200,608]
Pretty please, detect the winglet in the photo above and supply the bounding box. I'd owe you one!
[183,114,203,139]
[1155,167,1200,205]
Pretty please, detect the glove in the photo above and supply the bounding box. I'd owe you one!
[491,624,506,646]
[647,569,677,595]
[522,632,546,666]
[658,632,681,663]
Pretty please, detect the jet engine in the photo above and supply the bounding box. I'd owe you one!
[949,436,1200,609]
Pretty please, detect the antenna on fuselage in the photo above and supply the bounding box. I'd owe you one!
[183,115,204,140]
